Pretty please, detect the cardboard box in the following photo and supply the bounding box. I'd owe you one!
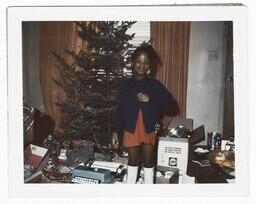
[157,137,189,176]
[24,171,43,183]
[24,144,49,182]
[155,165,179,184]
[157,118,205,176]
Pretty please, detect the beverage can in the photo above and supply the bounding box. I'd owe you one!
[207,132,221,150]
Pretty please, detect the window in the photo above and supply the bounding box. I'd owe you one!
[124,21,151,76]
[127,21,151,47]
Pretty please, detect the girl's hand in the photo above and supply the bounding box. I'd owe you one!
[137,93,149,102]
[112,133,119,149]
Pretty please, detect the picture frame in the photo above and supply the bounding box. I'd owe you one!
[7,4,248,198]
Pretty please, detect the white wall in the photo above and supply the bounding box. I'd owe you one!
[186,22,226,143]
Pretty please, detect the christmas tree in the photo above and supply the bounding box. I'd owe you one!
[53,21,136,146]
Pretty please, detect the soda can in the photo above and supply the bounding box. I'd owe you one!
[214,132,222,149]
[207,132,221,150]
[207,132,214,150]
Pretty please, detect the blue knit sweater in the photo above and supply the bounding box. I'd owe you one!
[112,76,174,134]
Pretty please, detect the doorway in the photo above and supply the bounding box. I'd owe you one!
[222,22,234,140]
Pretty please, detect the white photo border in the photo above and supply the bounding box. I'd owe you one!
[7,5,248,197]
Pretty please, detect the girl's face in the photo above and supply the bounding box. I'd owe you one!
[133,52,151,76]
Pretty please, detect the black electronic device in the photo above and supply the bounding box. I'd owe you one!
[189,125,205,144]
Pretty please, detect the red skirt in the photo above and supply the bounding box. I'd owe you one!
[123,109,156,148]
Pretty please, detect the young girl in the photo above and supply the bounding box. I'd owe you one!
[112,45,174,184]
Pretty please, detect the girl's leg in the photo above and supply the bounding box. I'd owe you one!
[127,146,140,166]
[126,146,140,183]
[141,144,155,168]
[141,144,155,184]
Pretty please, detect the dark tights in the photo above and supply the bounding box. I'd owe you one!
[127,144,155,168]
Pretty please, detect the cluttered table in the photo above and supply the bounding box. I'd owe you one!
[23,106,235,184]
[24,140,235,184]
[187,145,235,183]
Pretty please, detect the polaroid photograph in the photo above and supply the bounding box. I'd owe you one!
[7,5,248,197]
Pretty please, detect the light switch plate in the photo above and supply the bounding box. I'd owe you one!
[208,51,218,61]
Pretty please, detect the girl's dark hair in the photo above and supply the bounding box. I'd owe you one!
[131,45,160,76]
[131,45,157,63]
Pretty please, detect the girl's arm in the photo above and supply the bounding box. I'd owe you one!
[149,81,174,111]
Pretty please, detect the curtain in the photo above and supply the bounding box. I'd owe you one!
[150,22,191,127]
[39,22,82,135]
